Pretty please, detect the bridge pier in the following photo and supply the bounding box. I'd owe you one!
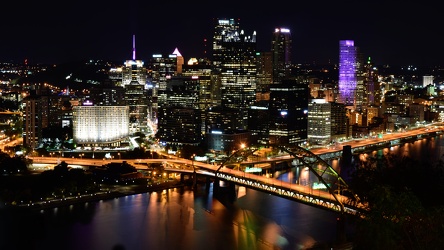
[213,178,220,192]
[192,169,197,189]
[336,213,347,244]
[205,176,211,192]
[212,179,236,202]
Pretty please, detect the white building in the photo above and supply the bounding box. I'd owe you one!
[308,99,331,145]
[423,75,434,88]
[72,105,129,147]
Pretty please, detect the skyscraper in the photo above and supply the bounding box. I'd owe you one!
[211,18,257,130]
[338,40,362,107]
[147,51,178,127]
[363,57,380,106]
[271,28,292,84]
[255,51,273,96]
[122,35,148,134]
[269,80,309,146]
[22,94,41,149]
[308,99,331,145]
[122,35,147,87]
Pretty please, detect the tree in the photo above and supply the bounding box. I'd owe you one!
[350,153,444,248]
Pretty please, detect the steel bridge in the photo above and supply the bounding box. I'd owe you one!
[162,144,368,216]
[30,144,369,216]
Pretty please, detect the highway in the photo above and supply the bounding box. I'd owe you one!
[29,124,444,170]
[310,125,443,155]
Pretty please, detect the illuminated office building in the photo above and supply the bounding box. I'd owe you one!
[211,18,257,130]
[157,107,202,147]
[308,99,331,145]
[248,102,270,144]
[338,40,363,107]
[172,47,184,74]
[122,35,147,87]
[156,65,203,146]
[72,102,129,147]
[409,103,425,123]
[330,102,348,140]
[255,51,273,96]
[269,80,309,146]
[89,80,125,106]
[181,58,212,134]
[271,28,292,84]
[125,80,148,134]
[423,75,434,88]
[365,106,379,126]
[363,57,380,106]
[121,35,149,134]
[22,87,77,149]
[22,94,41,149]
[147,51,178,123]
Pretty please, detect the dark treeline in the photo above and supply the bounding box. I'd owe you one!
[349,153,444,249]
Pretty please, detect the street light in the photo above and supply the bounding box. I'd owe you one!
[191,154,196,188]
[191,154,196,169]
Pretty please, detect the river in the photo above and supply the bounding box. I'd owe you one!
[1,183,349,250]
[2,135,443,250]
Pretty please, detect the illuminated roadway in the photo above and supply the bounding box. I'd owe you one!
[30,155,367,215]
[310,125,444,156]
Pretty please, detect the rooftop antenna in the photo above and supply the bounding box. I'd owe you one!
[132,35,136,60]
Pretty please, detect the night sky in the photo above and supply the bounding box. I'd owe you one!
[2,1,442,67]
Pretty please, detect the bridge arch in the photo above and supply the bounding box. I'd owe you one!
[215,144,363,214]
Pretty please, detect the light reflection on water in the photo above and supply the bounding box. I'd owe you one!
[358,135,444,164]
[1,184,343,250]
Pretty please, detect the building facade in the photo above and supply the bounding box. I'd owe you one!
[271,28,292,84]
[211,18,257,130]
[268,80,309,146]
[338,40,361,107]
[308,99,331,145]
[72,104,129,147]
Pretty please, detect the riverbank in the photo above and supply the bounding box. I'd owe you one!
[6,180,186,211]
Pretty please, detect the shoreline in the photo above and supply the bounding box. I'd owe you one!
[4,181,186,211]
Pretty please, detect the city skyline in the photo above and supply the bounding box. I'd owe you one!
[2,1,442,67]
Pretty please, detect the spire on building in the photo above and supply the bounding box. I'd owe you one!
[132,34,136,60]
[172,47,182,57]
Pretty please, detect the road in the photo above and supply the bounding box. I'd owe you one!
[310,125,442,155]
[0,137,22,152]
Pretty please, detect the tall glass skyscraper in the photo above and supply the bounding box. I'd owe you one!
[338,40,359,106]
[211,18,257,130]
[271,28,292,84]
[269,80,308,146]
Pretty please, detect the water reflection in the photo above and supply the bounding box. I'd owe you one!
[1,183,344,250]
[358,135,444,164]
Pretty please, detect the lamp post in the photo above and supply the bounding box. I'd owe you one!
[191,153,196,188]
[191,154,196,170]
